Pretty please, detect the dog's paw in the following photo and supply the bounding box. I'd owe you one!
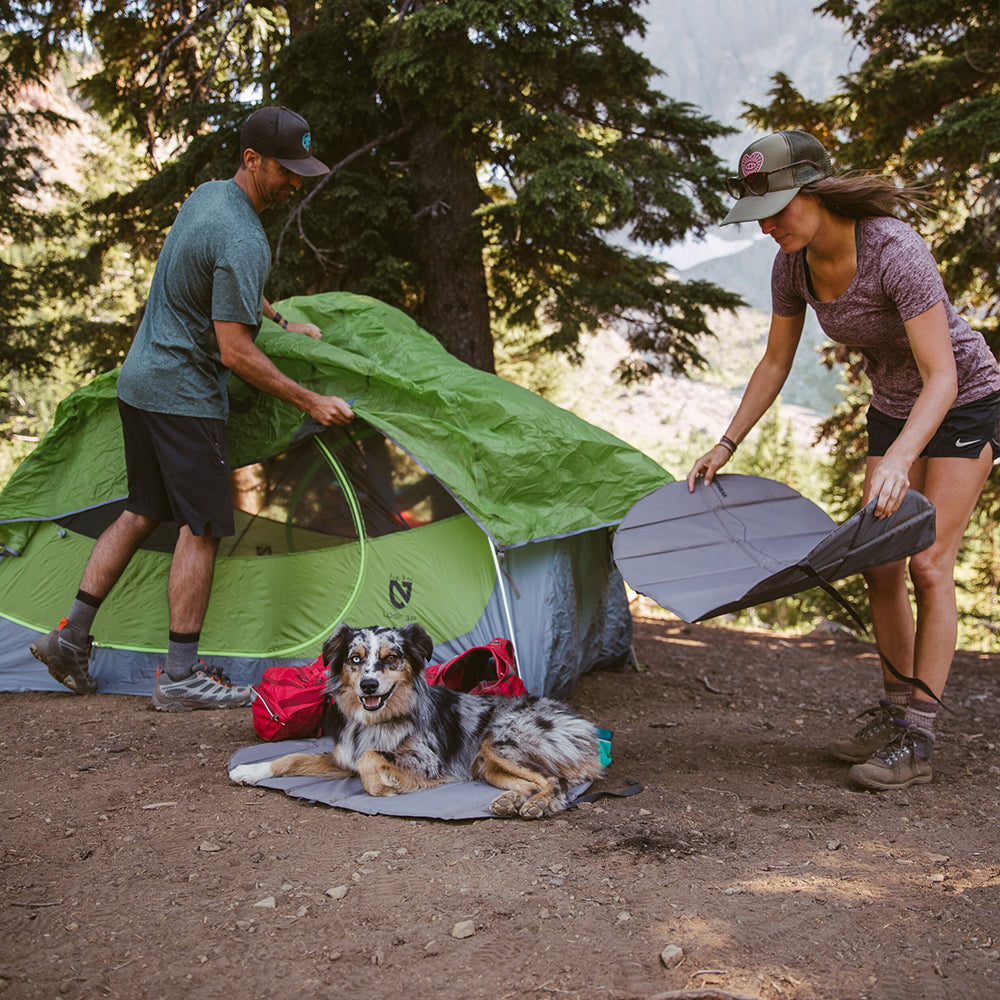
[518,798,549,820]
[229,761,273,785]
[489,790,525,817]
[379,769,401,792]
[364,768,401,796]
[358,757,402,797]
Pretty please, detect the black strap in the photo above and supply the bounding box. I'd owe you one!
[570,779,643,808]
[798,562,953,713]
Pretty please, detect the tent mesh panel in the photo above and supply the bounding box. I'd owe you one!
[57,421,462,556]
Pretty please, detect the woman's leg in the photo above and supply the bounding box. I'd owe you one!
[849,445,993,790]
[862,448,992,700]
[860,455,927,689]
[907,447,994,700]
[828,458,926,764]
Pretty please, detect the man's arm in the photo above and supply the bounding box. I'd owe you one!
[215,320,352,426]
[262,297,322,340]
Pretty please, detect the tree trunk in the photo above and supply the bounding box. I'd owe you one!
[407,118,495,372]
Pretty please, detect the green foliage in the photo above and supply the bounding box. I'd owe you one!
[731,408,800,483]
[0,26,75,378]
[7,2,306,157]
[266,0,746,370]
[34,123,154,375]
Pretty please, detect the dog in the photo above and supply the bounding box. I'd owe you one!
[229,622,604,818]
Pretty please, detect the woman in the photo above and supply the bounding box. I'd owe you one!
[686,130,1000,791]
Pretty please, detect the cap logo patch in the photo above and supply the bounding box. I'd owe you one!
[301,131,312,152]
[741,151,765,177]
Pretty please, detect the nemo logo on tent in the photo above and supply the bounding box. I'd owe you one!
[389,577,413,609]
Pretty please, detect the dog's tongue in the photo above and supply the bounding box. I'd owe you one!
[363,696,382,710]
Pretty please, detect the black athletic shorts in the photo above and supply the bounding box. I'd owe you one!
[118,399,235,537]
[867,390,1000,461]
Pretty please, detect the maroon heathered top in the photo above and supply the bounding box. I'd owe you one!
[771,215,1000,418]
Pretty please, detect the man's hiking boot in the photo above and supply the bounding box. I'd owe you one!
[827,699,899,763]
[849,720,934,791]
[151,662,252,712]
[30,620,97,694]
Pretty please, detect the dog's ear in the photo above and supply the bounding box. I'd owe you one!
[322,622,354,670]
[399,622,434,667]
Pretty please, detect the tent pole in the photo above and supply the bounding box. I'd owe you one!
[488,541,523,680]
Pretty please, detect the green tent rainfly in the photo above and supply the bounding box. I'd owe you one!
[0,293,671,697]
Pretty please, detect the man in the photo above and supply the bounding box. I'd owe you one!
[30,106,353,711]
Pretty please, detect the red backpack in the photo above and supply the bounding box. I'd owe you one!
[424,638,527,697]
[250,638,526,742]
[250,656,329,741]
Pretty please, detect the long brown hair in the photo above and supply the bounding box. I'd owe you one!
[803,173,932,221]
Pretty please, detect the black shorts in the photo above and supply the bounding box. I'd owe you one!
[118,400,235,537]
[867,390,1000,461]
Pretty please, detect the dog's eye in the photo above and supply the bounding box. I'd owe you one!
[349,654,363,665]
[385,654,398,665]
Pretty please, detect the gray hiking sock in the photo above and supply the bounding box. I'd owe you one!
[904,696,939,733]
[165,632,201,681]
[63,592,101,648]
[883,681,911,711]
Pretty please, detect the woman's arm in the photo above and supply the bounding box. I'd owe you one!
[686,310,806,491]
[866,300,958,517]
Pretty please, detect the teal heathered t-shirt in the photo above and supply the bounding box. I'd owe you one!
[117,179,271,420]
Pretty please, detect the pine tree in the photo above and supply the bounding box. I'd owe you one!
[5,1,743,375]
[0,29,68,377]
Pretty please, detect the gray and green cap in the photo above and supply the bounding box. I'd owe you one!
[722,130,832,225]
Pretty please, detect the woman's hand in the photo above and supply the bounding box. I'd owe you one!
[686,444,734,492]
[684,312,803,494]
[867,453,911,518]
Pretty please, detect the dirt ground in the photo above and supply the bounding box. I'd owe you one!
[2,611,998,1000]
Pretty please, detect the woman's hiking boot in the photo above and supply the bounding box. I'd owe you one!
[827,699,898,763]
[849,720,934,791]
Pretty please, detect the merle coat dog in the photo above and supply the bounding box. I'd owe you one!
[230,622,604,818]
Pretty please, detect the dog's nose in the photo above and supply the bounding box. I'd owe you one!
[359,676,380,695]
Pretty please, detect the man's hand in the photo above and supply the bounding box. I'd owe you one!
[286,320,322,340]
[216,320,353,425]
[307,394,353,427]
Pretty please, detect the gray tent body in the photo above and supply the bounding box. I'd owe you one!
[613,475,936,623]
[0,526,632,699]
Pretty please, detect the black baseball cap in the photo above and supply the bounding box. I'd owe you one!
[722,130,832,225]
[240,106,329,177]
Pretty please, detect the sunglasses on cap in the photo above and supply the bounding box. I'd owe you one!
[725,159,824,200]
